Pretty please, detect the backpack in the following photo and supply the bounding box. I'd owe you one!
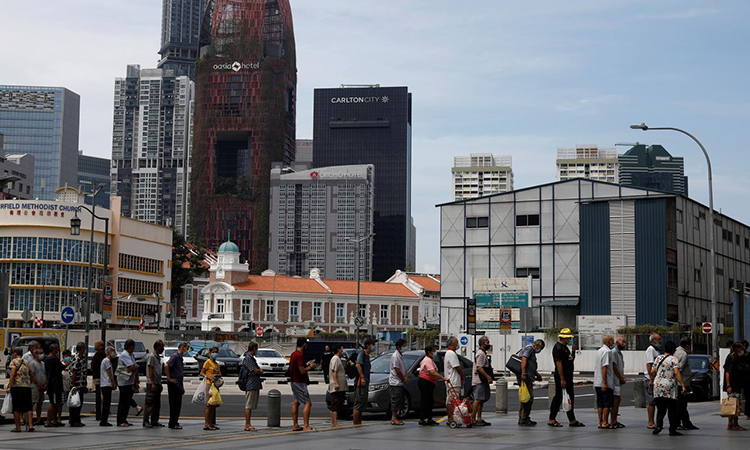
[345,350,361,379]
[237,360,250,391]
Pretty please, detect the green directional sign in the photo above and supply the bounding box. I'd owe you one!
[501,292,529,308]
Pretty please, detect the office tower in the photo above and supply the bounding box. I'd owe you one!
[556,145,618,183]
[77,151,111,208]
[269,164,375,280]
[295,139,313,164]
[619,144,687,195]
[453,153,514,200]
[313,85,414,280]
[0,85,80,199]
[158,0,210,79]
[0,133,35,200]
[111,65,194,231]
[190,0,297,270]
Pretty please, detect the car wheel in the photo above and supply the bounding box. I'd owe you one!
[396,394,411,420]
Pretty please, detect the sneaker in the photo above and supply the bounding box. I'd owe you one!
[479,420,491,427]
[668,431,683,436]
[99,423,113,427]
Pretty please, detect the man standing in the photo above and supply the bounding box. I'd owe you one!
[143,340,165,428]
[674,338,698,430]
[69,342,88,427]
[594,335,614,429]
[610,336,627,428]
[645,333,661,429]
[471,336,493,426]
[290,338,317,432]
[44,344,64,428]
[444,337,464,424]
[321,345,333,385]
[22,341,39,364]
[389,339,408,426]
[165,342,188,430]
[99,346,117,427]
[30,345,47,426]
[549,328,583,427]
[241,342,263,431]
[329,344,347,428]
[354,339,376,425]
[116,339,140,427]
[91,340,106,422]
[517,339,545,426]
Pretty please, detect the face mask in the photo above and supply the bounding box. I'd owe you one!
[210,353,219,360]
[617,344,626,350]
[64,357,71,363]
[38,354,45,361]
[534,347,542,354]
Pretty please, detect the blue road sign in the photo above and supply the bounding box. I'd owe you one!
[61,306,75,324]
[460,336,469,346]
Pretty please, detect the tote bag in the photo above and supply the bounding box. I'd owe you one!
[191,379,208,406]
[720,396,740,418]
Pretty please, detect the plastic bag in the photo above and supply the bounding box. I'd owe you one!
[1,393,12,415]
[518,382,531,404]
[207,385,223,407]
[68,391,81,408]
[192,379,208,406]
[561,389,572,412]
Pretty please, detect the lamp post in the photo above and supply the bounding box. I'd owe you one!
[348,233,375,346]
[131,292,160,330]
[630,123,718,397]
[70,184,109,352]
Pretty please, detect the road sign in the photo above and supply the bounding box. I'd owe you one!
[711,359,720,372]
[354,316,366,328]
[60,307,75,324]
[21,308,32,323]
[499,307,512,334]
[460,336,469,346]
[102,277,114,314]
[256,326,264,337]
[702,322,713,334]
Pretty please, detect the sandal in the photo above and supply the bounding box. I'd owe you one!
[10,429,22,433]
[615,423,625,429]
[391,421,404,426]
[244,427,257,432]
[547,422,563,427]
[26,428,35,432]
[569,422,585,427]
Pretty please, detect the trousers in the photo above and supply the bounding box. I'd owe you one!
[655,397,678,433]
[517,376,534,423]
[418,378,436,422]
[100,387,113,425]
[167,382,183,428]
[144,384,163,425]
[117,385,135,426]
[549,376,576,422]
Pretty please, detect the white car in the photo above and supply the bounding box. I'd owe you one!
[253,348,289,376]
[161,347,200,376]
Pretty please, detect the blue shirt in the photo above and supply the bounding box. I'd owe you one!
[166,352,184,388]
[356,350,371,387]
[242,354,262,391]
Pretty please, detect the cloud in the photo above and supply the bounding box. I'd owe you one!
[555,94,626,113]
[635,8,720,20]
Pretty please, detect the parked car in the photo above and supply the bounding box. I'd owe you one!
[4,336,60,378]
[161,347,200,377]
[195,347,242,376]
[107,339,148,374]
[251,348,289,376]
[688,354,713,401]
[327,350,474,419]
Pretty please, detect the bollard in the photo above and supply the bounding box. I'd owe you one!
[495,379,508,414]
[633,379,647,408]
[267,389,282,427]
[548,379,556,408]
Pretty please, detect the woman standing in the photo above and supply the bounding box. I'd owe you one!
[99,346,117,427]
[650,341,686,436]
[200,346,221,431]
[44,344,64,428]
[724,342,747,431]
[418,344,448,426]
[7,347,36,432]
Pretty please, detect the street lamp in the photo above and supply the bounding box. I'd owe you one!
[630,123,719,397]
[133,292,160,330]
[70,214,81,236]
[347,233,375,346]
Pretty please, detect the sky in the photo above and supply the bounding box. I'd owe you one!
[2,0,749,274]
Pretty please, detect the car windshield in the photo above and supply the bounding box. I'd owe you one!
[689,357,709,371]
[257,350,282,358]
[164,349,176,357]
[217,349,238,358]
[371,352,421,373]
[114,341,147,353]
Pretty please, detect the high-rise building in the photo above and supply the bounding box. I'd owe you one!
[158,0,209,80]
[190,0,297,271]
[619,144,687,196]
[111,65,194,232]
[0,133,35,200]
[452,153,513,200]
[269,164,375,281]
[313,85,414,280]
[295,139,313,164]
[556,145,618,183]
[0,85,80,199]
[77,151,111,209]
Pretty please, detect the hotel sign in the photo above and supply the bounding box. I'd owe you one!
[213,61,260,72]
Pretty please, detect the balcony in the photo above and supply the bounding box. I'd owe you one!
[335,316,346,324]
[380,318,390,325]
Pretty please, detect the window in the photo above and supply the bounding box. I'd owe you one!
[290,301,299,320]
[465,216,489,229]
[401,305,410,325]
[516,214,540,227]
[432,305,438,318]
[313,302,322,320]
[335,303,345,323]
[216,297,224,314]
[736,234,741,245]
[745,238,749,250]
[729,279,734,289]
[380,304,389,325]
[694,268,701,283]
[676,209,683,223]
[693,216,700,230]
[241,299,252,320]
[516,267,540,279]
[266,300,275,319]
[358,304,367,319]
[716,267,724,276]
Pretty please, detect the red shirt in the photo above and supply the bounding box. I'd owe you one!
[290,350,309,384]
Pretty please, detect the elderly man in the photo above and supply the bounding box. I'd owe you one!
[645,333,662,429]
[444,337,464,423]
[594,335,615,429]
[91,340,106,422]
[674,338,698,430]
[143,340,165,428]
[472,336,494,426]
[165,342,189,430]
[549,328,584,427]
[609,336,627,428]
[518,339,545,426]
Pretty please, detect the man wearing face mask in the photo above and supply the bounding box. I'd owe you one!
[518,339,545,426]
[609,336,627,428]
[674,338,697,431]
[549,328,584,428]
[594,335,615,429]
[472,336,494,426]
[645,333,662,429]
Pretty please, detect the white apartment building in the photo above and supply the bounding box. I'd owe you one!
[452,154,513,200]
[556,145,618,183]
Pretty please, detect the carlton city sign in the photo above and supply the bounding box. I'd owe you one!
[213,61,260,72]
[330,96,389,104]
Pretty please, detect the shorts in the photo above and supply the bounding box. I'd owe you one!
[473,384,490,403]
[390,385,405,413]
[291,382,311,404]
[244,390,259,410]
[329,391,345,412]
[48,389,62,405]
[645,384,656,405]
[31,385,44,406]
[10,387,32,414]
[613,382,621,397]
[353,386,368,411]
[595,387,614,408]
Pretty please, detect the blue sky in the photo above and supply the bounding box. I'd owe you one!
[2,1,749,273]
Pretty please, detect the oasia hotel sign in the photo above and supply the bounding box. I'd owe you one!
[213,61,260,72]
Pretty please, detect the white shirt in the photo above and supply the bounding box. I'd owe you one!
[610,347,624,387]
[117,350,137,386]
[644,346,660,380]
[594,345,614,388]
[100,358,114,388]
[389,351,407,387]
[444,349,462,389]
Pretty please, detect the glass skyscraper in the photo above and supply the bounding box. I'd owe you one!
[0,86,80,199]
[77,151,111,209]
[158,0,209,80]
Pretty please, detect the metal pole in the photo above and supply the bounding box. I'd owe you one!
[84,186,104,351]
[355,237,361,345]
[101,219,109,344]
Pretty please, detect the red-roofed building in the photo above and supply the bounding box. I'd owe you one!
[198,239,438,334]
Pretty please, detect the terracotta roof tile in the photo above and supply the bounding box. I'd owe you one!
[233,275,330,294]
[323,279,418,298]
[407,275,441,292]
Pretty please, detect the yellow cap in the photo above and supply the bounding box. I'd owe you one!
[558,328,574,339]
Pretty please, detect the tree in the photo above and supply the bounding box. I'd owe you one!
[171,231,206,302]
